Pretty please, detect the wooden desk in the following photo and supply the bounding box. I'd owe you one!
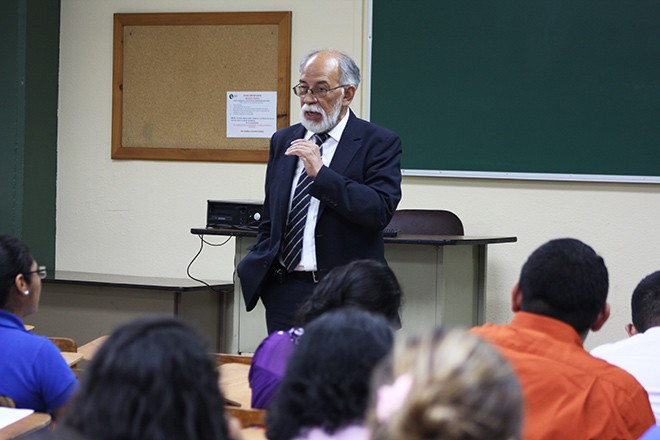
[61,352,84,368]
[191,228,516,353]
[219,363,252,409]
[77,335,108,361]
[0,412,50,440]
[33,272,232,351]
[241,427,266,440]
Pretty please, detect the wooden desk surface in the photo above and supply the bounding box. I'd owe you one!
[77,335,108,361]
[61,352,84,368]
[0,412,50,440]
[220,363,252,409]
[241,427,266,440]
[43,271,232,293]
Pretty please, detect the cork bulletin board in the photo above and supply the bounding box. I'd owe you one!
[111,12,292,162]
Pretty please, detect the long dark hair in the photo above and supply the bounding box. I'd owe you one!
[61,316,230,440]
[295,259,402,327]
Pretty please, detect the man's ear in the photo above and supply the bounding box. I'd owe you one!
[342,85,356,106]
[511,282,523,312]
[591,303,611,332]
[625,323,638,337]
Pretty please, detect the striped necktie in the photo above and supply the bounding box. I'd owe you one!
[281,133,329,272]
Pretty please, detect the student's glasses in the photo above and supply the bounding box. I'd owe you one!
[27,266,47,280]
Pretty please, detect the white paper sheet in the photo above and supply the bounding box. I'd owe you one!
[0,407,34,429]
[226,91,277,138]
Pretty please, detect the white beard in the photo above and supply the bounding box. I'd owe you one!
[300,95,343,134]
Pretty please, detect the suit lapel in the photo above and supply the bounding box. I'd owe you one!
[328,110,361,175]
[274,125,307,227]
[317,111,362,218]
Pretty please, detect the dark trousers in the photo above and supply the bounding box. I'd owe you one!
[260,275,317,334]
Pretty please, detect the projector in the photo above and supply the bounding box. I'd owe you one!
[206,200,263,230]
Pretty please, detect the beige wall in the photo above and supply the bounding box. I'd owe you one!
[57,0,660,350]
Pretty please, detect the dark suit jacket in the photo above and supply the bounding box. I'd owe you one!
[237,110,402,311]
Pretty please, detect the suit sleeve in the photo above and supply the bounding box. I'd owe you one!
[254,137,277,246]
[310,130,402,229]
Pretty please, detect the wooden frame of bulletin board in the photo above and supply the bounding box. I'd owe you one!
[111,12,292,163]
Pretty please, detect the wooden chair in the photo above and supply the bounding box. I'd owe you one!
[47,337,77,353]
[0,395,16,408]
[386,209,464,236]
[47,337,84,371]
[226,407,266,429]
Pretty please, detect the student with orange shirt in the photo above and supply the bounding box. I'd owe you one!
[471,238,654,440]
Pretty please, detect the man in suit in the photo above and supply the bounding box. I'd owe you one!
[237,49,402,333]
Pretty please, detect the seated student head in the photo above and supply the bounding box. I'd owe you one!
[368,327,523,440]
[60,316,232,440]
[0,234,45,318]
[266,308,394,440]
[0,236,76,418]
[249,260,401,409]
[627,271,660,336]
[295,259,402,328]
[515,238,610,338]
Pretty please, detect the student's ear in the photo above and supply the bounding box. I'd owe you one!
[625,323,638,337]
[591,303,611,332]
[14,273,29,294]
[511,282,523,312]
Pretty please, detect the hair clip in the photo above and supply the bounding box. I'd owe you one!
[376,373,413,422]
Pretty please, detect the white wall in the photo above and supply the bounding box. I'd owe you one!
[58,0,660,350]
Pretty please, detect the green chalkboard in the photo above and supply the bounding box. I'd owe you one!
[371,0,660,181]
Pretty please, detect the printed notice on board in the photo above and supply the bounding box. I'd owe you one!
[226,92,277,138]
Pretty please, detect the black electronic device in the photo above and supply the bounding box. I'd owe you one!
[206,200,263,230]
[383,228,399,237]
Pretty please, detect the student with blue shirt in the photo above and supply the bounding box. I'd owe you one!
[0,235,77,418]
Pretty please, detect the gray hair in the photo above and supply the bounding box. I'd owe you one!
[299,49,361,89]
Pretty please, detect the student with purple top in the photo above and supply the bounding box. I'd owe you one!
[265,308,394,440]
[248,259,402,409]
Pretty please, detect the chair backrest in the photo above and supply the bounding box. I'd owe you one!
[214,354,252,366]
[48,337,77,353]
[0,395,16,408]
[226,407,266,429]
[387,209,464,236]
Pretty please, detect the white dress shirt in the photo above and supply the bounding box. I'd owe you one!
[591,326,660,424]
[287,111,350,271]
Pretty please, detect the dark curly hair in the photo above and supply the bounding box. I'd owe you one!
[266,308,393,440]
[295,259,402,328]
[60,316,230,440]
[520,238,609,333]
[0,235,35,308]
[631,271,660,332]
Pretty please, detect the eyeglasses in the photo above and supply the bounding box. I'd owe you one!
[27,266,47,280]
[292,84,348,98]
